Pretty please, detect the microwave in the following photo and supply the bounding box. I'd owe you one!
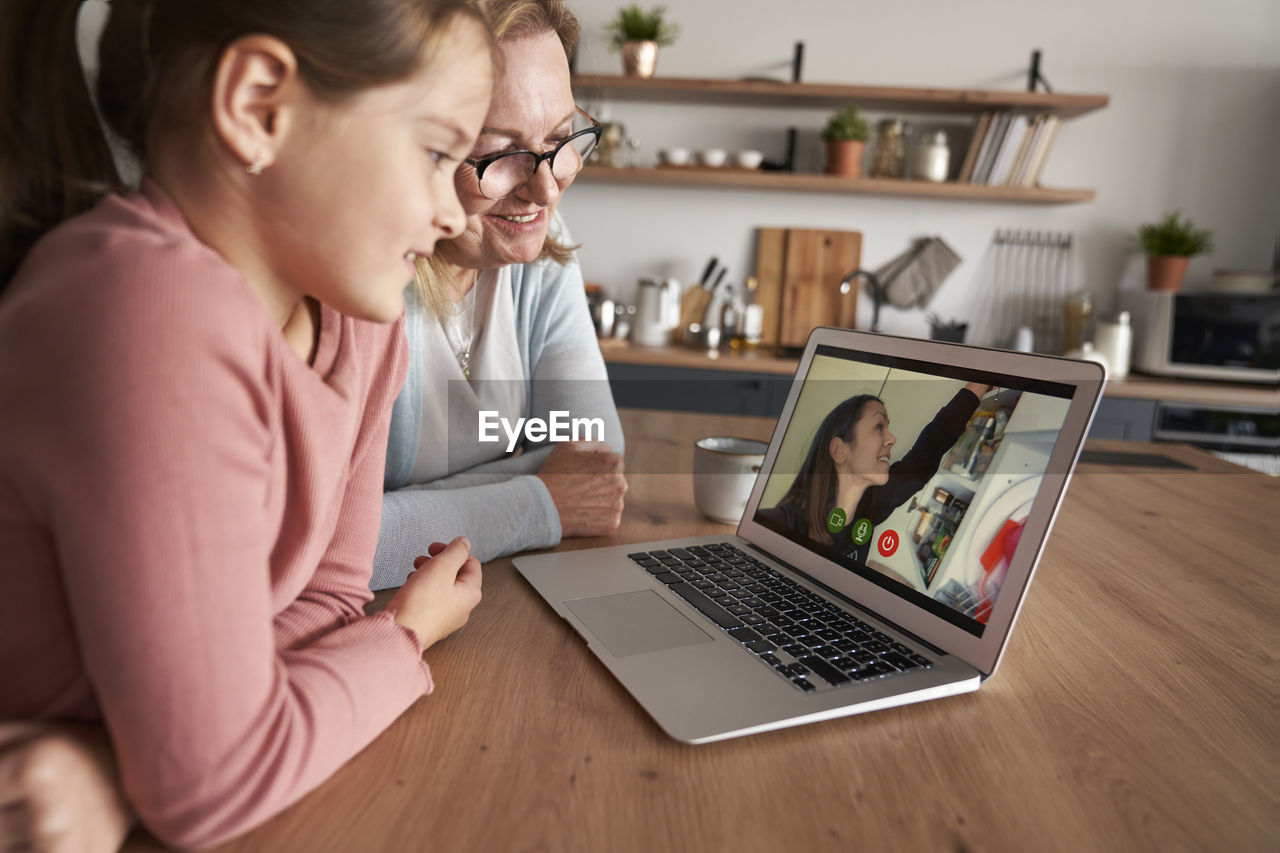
[1120,290,1280,385]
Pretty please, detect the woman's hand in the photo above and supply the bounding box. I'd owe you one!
[535,441,627,538]
[963,381,993,400]
[386,537,483,652]
[0,723,134,853]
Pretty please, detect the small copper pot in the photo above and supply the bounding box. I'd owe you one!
[621,40,659,78]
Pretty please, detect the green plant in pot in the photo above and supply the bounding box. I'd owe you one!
[1134,210,1214,292]
[821,106,870,178]
[607,5,679,78]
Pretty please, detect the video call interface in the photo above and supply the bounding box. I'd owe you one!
[753,346,1075,637]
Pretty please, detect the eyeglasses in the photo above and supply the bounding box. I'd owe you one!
[465,107,602,200]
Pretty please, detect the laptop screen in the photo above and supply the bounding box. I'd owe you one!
[751,344,1076,638]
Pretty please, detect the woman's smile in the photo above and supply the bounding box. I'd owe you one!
[486,208,545,231]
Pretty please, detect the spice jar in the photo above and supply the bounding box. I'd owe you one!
[1061,290,1094,355]
[910,130,950,182]
[870,118,909,178]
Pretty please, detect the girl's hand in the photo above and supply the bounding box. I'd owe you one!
[963,381,993,400]
[386,537,483,652]
[0,723,134,853]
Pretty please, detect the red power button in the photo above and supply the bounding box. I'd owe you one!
[877,530,899,557]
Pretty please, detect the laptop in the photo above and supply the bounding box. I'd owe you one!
[514,327,1104,743]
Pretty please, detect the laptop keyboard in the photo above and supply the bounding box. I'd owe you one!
[627,543,934,693]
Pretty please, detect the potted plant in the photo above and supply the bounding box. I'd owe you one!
[607,5,679,79]
[821,106,870,177]
[1134,210,1214,292]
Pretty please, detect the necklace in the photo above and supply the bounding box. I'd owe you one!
[442,278,478,379]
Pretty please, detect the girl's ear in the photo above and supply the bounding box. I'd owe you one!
[209,35,300,173]
[828,435,848,465]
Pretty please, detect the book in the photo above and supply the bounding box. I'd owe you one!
[986,114,1028,185]
[1007,114,1045,186]
[1021,115,1063,186]
[956,112,994,184]
[971,112,1010,184]
[1014,115,1052,186]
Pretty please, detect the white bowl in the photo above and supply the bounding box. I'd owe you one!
[734,149,764,169]
[657,147,691,166]
[698,148,728,168]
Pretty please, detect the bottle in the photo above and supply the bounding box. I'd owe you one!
[730,277,759,350]
[910,131,950,182]
[1094,311,1132,378]
[1061,290,1094,355]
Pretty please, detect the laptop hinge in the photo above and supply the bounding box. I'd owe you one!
[745,542,948,658]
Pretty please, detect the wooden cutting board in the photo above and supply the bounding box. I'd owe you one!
[754,227,862,350]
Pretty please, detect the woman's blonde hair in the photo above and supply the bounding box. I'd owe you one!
[413,0,581,315]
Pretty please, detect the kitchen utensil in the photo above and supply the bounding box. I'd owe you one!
[678,257,719,333]
[968,230,1074,351]
[712,265,728,290]
[754,228,861,348]
[630,277,681,347]
[734,150,764,169]
[777,229,861,347]
[700,268,730,330]
[753,229,787,349]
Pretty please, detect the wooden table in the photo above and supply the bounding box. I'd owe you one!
[127,409,1277,852]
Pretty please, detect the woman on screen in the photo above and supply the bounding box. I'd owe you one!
[758,382,991,564]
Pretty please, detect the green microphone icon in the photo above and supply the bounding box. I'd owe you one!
[850,517,873,546]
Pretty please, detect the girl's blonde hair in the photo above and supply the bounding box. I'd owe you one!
[413,0,581,316]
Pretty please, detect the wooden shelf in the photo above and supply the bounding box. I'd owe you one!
[572,74,1109,119]
[578,166,1096,204]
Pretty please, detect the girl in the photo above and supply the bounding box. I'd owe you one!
[0,0,493,848]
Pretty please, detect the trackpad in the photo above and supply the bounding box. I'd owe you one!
[566,590,715,658]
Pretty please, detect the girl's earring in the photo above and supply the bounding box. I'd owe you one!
[246,152,269,176]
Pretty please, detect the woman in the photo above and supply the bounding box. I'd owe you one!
[759,383,992,565]
[374,0,626,589]
[0,0,492,848]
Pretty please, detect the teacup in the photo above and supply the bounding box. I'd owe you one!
[693,437,768,524]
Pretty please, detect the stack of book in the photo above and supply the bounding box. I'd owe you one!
[955,112,1063,187]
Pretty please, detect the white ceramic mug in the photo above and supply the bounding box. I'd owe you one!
[693,437,768,524]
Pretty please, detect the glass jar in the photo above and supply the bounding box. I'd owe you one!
[870,118,909,178]
[910,130,950,182]
[1061,290,1094,355]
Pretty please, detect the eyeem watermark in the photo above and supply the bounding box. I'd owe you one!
[478,410,605,453]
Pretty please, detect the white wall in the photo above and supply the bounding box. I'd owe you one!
[560,0,1280,343]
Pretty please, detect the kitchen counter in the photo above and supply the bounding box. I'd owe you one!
[600,340,1277,409]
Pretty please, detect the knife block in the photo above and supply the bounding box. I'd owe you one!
[754,227,862,350]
